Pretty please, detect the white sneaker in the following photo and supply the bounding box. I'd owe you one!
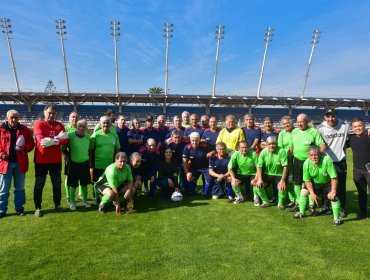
[212,195,219,200]
[253,195,261,206]
[69,203,77,211]
[234,197,244,204]
[82,202,91,208]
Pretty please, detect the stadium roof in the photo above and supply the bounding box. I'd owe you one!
[1,91,369,111]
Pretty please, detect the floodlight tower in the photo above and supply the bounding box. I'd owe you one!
[212,25,225,98]
[110,20,121,97]
[0,18,20,93]
[301,29,321,99]
[55,19,71,96]
[257,26,274,99]
[163,23,173,97]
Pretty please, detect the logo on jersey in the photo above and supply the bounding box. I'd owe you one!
[324,133,345,139]
[276,162,281,165]
[304,140,309,145]
[56,125,61,130]
[323,172,328,177]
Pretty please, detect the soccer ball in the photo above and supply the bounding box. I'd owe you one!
[171,191,183,202]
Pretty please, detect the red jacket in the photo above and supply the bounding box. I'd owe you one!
[0,122,35,174]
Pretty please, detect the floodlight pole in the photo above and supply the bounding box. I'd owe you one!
[301,29,321,99]
[163,23,173,97]
[212,25,225,98]
[111,20,121,97]
[1,18,20,93]
[55,19,71,96]
[257,27,274,99]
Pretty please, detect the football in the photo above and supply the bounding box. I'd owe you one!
[171,191,183,202]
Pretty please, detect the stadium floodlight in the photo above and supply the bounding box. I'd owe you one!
[212,24,225,98]
[301,29,321,99]
[110,20,121,97]
[257,27,274,99]
[55,19,71,96]
[163,23,173,97]
[1,18,20,93]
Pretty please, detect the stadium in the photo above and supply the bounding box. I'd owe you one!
[1,1,370,280]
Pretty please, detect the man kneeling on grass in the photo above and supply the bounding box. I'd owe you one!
[255,136,288,209]
[293,146,342,226]
[96,152,135,215]
[228,141,258,204]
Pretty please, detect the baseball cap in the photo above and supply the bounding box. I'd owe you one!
[324,108,337,116]
[146,115,154,122]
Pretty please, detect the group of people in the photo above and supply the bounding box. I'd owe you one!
[0,105,369,225]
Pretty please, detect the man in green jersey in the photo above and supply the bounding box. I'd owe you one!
[293,146,342,225]
[278,116,296,207]
[96,152,135,215]
[90,116,120,204]
[228,141,258,204]
[63,111,79,205]
[290,114,325,213]
[93,109,117,135]
[256,136,288,209]
[65,119,91,210]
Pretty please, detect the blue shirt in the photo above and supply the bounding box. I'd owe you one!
[184,126,205,138]
[166,139,187,166]
[201,128,220,149]
[166,127,186,140]
[157,126,170,143]
[142,127,160,144]
[139,147,160,177]
[242,126,262,149]
[116,126,129,153]
[261,130,280,143]
[182,142,210,170]
[127,129,145,155]
[209,156,230,175]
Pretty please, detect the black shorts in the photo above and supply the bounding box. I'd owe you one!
[234,174,252,183]
[293,158,306,185]
[96,177,129,195]
[93,168,105,183]
[67,161,91,188]
[35,163,62,177]
[263,174,282,186]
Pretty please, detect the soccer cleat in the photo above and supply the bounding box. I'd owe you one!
[54,206,66,212]
[260,202,269,208]
[82,202,91,208]
[278,205,285,210]
[308,206,319,216]
[77,195,83,202]
[288,205,299,212]
[227,198,234,204]
[253,195,261,206]
[286,202,296,208]
[125,209,137,214]
[233,197,244,204]
[340,208,347,218]
[292,212,304,219]
[355,213,368,220]
[16,210,25,216]
[0,212,6,218]
[69,203,77,211]
[212,195,219,200]
[333,219,342,226]
[34,208,43,218]
[318,207,332,216]
[66,197,71,206]
[98,204,106,214]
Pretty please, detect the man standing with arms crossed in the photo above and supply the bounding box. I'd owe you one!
[318,109,350,217]
[33,105,69,217]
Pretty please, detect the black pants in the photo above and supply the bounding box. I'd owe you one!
[333,160,347,208]
[34,163,62,209]
[353,168,370,217]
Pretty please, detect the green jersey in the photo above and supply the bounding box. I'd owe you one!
[257,147,288,176]
[98,163,133,189]
[278,129,293,152]
[303,155,337,184]
[290,127,324,160]
[67,131,90,163]
[228,150,257,176]
[94,123,117,136]
[65,124,77,133]
[90,130,120,169]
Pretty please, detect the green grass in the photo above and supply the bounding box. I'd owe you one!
[0,150,369,280]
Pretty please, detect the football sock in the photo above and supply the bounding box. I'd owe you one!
[299,193,308,215]
[204,182,211,197]
[254,187,269,203]
[287,185,295,203]
[69,187,76,204]
[78,185,83,198]
[331,199,341,220]
[64,179,69,199]
[226,182,232,197]
[80,186,88,203]
[294,185,302,202]
[308,195,315,207]
[232,185,243,198]
[278,189,286,206]
[101,195,111,206]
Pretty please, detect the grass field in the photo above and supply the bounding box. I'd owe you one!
[0,150,369,280]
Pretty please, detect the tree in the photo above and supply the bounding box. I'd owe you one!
[148,87,164,95]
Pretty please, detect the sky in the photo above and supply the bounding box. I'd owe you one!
[1,0,370,98]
